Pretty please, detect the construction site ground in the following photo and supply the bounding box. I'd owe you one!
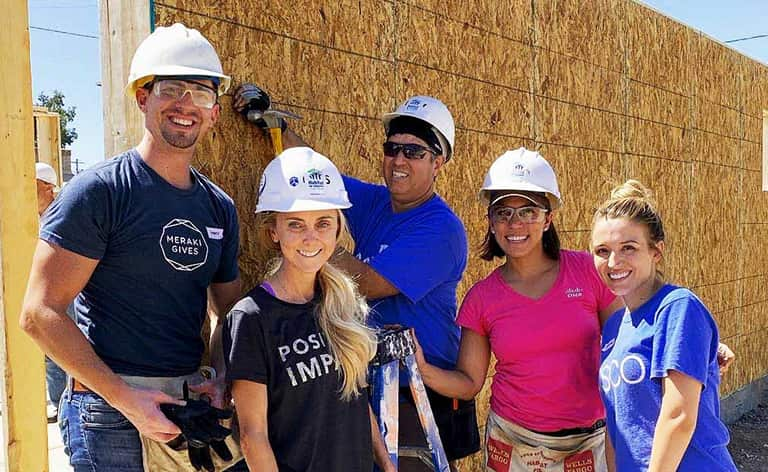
[728,402,768,471]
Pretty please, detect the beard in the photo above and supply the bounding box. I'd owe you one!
[160,124,200,149]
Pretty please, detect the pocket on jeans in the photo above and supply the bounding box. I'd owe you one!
[59,416,70,456]
[81,401,132,430]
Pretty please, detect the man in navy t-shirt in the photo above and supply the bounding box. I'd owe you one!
[235,89,480,470]
[21,24,246,471]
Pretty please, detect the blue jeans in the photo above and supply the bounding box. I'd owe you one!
[45,356,67,405]
[59,389,249,471]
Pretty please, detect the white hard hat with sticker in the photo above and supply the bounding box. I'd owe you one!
[480,147,562,209]
[256,147,351,213]
[125,23,231,96]
[382,95,456,161]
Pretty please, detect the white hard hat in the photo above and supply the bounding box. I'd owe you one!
[125,23,231,96]
[480,147,562,209]
[35,162,59,190]
[382,96,455,161]
[256,147,352,213]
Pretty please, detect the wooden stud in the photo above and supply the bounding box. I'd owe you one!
[100,0,152,157]
[0,3,49,471]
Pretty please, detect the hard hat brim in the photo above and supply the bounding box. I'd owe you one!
[480,183,562,209]
[255,198,352,214]
[381,111,453,161]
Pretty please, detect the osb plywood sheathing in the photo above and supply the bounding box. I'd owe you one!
[101,0,768,432]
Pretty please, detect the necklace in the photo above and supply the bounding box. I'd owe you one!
[269,275,313,304]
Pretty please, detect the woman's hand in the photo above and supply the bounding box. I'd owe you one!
[717,342,735,375]
[411,328,428,369]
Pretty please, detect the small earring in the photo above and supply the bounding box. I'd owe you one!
[543,226,550,231]
[490,229,496,234]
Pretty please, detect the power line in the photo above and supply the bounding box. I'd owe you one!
[725,34,768,44]
[29,25,98,39]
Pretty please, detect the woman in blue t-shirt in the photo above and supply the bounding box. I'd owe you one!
[590,180,737,472]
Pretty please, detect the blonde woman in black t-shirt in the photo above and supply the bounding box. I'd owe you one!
[224,147,394,472]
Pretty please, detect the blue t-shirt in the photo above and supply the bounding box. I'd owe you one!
[40,149,240,376]
[599,284,736,471]
[342,176,467,370]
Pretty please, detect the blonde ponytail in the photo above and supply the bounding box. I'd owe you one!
[316,263,377,400]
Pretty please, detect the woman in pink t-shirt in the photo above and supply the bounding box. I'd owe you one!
[416,148,622,472]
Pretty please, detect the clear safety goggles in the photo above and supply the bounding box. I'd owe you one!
[151,79,218,109]
[490,205,549,225]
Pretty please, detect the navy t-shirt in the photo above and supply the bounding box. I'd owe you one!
[40,149,240,376]
[600,285,737,471]
[342,176,467,371]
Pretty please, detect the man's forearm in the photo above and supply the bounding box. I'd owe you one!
[331,248,399,299]
[21,304,128,403]
[209,319,226,376]
[282,127,309,149]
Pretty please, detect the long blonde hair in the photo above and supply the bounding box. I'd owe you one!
[256,210,377,400]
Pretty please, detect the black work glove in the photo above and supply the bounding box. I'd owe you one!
[160,395,234,471]
[233,83,286,130]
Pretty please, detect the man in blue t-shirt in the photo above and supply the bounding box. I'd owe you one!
[235,88,479,470]
[21,24,247,471]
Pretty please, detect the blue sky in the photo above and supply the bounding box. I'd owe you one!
[27,1,768,171]
[28,0,101,171]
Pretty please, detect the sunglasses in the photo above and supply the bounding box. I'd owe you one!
[151,79,218,109]
[382,141,438,160]
[490,205,549,225]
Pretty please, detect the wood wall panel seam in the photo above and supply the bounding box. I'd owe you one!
[457,127,530,141]
[267,102,381,122]
[155,2,397,64]
[624,152,688,164]
[690,127,742,141]
[692,92,744,114]
[627,115,686,131]
[689,159,749,171]
[628,77,691,100]
[397,0,531,46]
[535,140,619,155]
[692,278,764,289]
[395,58,532,96]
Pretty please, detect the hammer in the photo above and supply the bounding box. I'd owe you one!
[233,84,301,155]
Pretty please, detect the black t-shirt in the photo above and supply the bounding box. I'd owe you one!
[224,286,373,471]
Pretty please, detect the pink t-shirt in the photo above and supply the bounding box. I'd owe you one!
[457,250,615,432]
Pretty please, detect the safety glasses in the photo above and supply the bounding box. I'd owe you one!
[490,205,548,225]
[382,141,438,160]
[152,79,218,109]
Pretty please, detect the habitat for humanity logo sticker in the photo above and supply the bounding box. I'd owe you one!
[160,219,209,271]
[304,168,331,188]
[405,98,428,112]
[511,162,531,178]
[288,168,332,192]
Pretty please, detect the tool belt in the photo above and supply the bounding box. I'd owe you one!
[74,368,243,472]
[73,368,213,397]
